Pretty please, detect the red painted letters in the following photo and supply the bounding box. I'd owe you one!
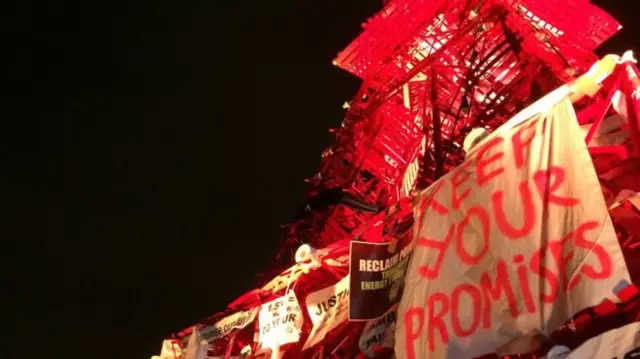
[511,119,539,169]
[451,161,472,209]
[475,137,505,186]
[574,221,613,280]
[456,207,491,265]
[427,293,450,353]
[404,307,424,359]
[529,248,560,303]
[492,180,536,239]
[534,166,579,207]
[451,284,482,337]
[417,225,454,279]
[405,116,617,357]
[479,260,519,328]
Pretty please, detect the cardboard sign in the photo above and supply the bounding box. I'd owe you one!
[565,322,640,358]
[303,276,350,350]
[349,231,413,321]
[258,291,303,349]
[359,304,398,357]
[396,97,630,358]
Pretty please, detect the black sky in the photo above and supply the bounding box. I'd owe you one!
[3,0,639,358]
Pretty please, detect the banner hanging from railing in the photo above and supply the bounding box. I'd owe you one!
[303,275,350,350]
[396,96,631,358]
[349,231,413,321]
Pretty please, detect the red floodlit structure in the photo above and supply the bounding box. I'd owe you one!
[168,0,640,358]
[280,0,622,257]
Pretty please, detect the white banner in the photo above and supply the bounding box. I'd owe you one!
[396,96,630,358]
[258,291,304,349]
[359,304,398,357]
[564,322,640,359]
[303,276,350,350]
[182,308,258,346]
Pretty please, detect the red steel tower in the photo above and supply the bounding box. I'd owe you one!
[275,0,620,261]
[169,0,640,358]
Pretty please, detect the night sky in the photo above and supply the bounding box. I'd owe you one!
[4,0,638,358]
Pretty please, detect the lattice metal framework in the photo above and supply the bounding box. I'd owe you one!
[170,1,640,358]
[276,0,620,261]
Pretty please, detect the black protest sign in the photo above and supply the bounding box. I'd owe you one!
[348,233,413,321]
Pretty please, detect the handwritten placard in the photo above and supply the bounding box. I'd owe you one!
[396,97,630,358]
[303,276,350,350]
[258,291,303,349]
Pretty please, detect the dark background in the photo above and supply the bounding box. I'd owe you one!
[3,0,638,358]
